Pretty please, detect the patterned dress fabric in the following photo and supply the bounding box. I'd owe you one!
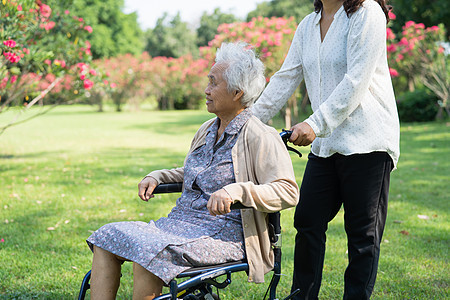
[87,109,253,284]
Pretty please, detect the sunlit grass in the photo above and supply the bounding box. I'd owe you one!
[0,106,448,299]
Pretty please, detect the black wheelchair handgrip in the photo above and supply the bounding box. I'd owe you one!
[268,212,281,235]
[153,183,183,194]
[280,129,302,158]
[230,202,250,210]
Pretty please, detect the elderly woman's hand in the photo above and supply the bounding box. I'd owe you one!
[207,189,233,216]
[138,176,158,202]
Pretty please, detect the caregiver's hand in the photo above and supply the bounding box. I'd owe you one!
[290,122,316,146]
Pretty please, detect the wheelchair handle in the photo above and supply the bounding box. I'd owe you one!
[280,129,302,158]
[153,182,183,194]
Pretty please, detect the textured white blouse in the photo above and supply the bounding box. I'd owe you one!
[252,0,400,166]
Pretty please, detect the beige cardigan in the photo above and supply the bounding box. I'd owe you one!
[148,115,299,283]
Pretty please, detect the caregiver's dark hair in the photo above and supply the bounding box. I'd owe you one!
[314,0,392,23]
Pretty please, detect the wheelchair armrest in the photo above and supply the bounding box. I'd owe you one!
[230,202,250,210]
[153,183,183,194]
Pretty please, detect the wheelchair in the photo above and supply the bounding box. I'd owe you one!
[78,130,301,300]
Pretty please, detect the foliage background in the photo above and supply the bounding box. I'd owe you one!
[0,0,449,298]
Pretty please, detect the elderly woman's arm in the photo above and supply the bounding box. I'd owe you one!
[223,129,299,213]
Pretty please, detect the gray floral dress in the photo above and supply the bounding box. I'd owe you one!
[87,109,253,284]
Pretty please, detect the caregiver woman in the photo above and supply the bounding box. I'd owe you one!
[252,0,400,299]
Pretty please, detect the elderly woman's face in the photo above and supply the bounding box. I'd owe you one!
[204,63,239,116]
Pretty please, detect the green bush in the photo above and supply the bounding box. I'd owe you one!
[397,89,439,122]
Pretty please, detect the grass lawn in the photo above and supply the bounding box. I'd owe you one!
[0,105,448,299]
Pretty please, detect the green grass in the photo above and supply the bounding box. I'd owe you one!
[0,105,448,299]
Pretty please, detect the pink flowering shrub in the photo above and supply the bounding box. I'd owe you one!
[95,53,209,110]
[203,16,297,79]
[200,16,300,126]
[386,20,449,118]
[0,0,112,130]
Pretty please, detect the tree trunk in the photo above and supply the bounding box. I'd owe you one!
[285,106,291,129]
[408,77,415,92]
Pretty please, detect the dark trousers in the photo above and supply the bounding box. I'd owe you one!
[291,152,393,300]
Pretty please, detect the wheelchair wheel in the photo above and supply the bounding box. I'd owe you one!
[200,293,220,300]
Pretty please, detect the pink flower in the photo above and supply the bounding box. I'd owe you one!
[415,23,425,29]
[77,62,88,71]
[80,74,86,80]
[11,75,18,83]
[398,37,408,46]
[388,11,396,20]
[84,26,93,33]
[17,5,22,11]
[3,40,17,48]
[110,83,117,88]
[386,28,395,40]
[40,21,55,31]
[23,48,30,54]
[0,238,4,243]
[44,59,52,65]
[89,69,97,76]
[64,10,70,15]
[404,21,415,29]
[39,4,52,18]
[54,59,66,68]
[389,68,399,77]
[78,17,84,22]
[429,26,440,32]
[3,52,20,63]
[438,47,444,54]
[387,44,397,53]
[83,79,94,90]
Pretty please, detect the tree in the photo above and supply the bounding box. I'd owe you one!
[48,0,144,58]
[0,0,111,134]
[389,0,449,37]
[145,13,198,58]
[196,8,238,47]
[247,0,314,22]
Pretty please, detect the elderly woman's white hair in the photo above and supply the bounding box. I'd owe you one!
[215,42,266,107]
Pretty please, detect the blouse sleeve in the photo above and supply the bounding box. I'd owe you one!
[305,4,387,137]
[251,21,305,123]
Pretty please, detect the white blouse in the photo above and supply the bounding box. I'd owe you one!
[252,0,400,166]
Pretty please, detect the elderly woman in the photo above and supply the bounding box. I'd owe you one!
[86,42,299,300]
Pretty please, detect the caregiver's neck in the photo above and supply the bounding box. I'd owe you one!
[321,0,344,16]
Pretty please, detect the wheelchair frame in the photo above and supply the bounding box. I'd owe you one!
[78,130,301,300]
